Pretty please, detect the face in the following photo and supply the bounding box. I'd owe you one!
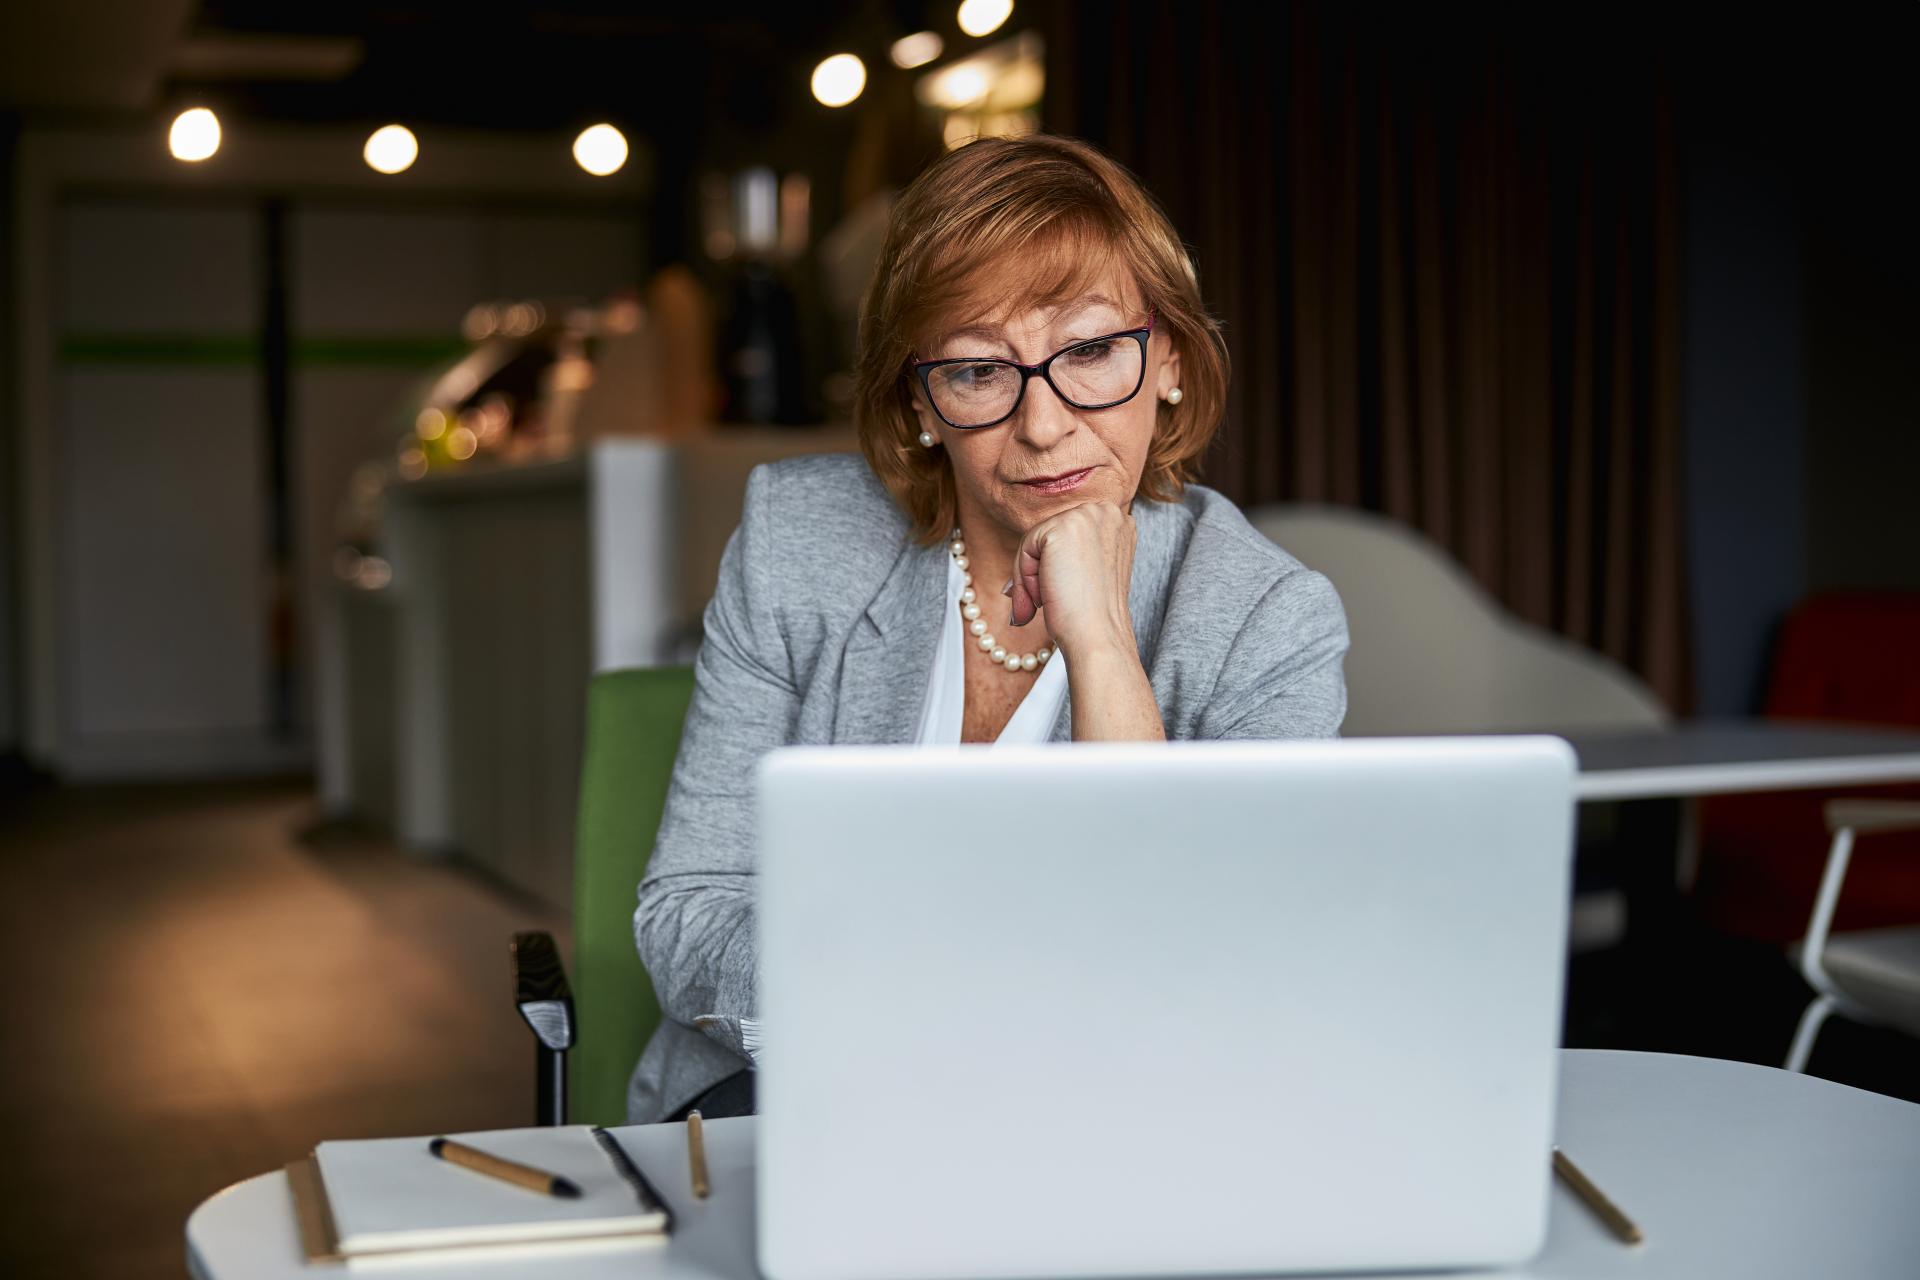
[911,274,1181,544]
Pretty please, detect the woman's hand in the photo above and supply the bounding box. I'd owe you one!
[1006,501,1138,659]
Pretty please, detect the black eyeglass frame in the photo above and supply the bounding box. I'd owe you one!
[910,312,1157,431]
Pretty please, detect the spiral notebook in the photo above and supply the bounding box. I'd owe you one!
[288,1125,671,1268]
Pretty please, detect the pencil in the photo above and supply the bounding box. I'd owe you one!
[686,1110,711,1199]
[1552,1147,1642,1244]
[428,1137,581,1198]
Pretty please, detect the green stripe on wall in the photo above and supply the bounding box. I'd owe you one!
[294,336,469,366]
[60,334,468,368]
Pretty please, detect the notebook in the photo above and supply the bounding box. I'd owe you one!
[289,1124,671,1268]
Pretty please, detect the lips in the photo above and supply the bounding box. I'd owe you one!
[1017,466,1094,493]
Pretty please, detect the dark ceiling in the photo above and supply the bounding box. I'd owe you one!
[0,0,951,139]
[177,1,918,134]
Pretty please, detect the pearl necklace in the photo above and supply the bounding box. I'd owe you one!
[950,527,1054,674]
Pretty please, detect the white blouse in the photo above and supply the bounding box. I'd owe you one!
[914,554,1069,745]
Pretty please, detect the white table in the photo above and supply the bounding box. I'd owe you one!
[1560,721,1920,927]
[187,1049,1920,1280]
[1567,721,1920,801]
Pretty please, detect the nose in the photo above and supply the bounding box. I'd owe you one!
[1011,373,1078,451]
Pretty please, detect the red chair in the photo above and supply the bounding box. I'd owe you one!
[1693,593,1920,1067]
[1695,594,1920,942]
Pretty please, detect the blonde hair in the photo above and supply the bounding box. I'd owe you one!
[854,134,1229,544]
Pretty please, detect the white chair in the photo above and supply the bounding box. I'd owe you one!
[1247,504,1671,951]
[1786,800,1920,1072]
[1245,504,1668,737]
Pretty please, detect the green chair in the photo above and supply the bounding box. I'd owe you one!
[511,665,696,1128]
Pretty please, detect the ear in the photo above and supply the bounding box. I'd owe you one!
[1154,340,1183,402]
[908,385,941,439]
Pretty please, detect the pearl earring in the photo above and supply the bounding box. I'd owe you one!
[918,431,936,448]
[1166,387,1184,405]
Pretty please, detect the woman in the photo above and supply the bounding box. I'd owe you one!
[629,135,1349,1123]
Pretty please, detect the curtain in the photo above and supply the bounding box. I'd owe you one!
[1045,3,1690,711]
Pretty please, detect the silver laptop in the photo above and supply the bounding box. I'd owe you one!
[755,737,1576,1280]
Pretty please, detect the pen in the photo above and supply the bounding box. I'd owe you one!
[1552,1147,1642,1244]
[428,1137,582,1198]
[686,1110,711,1199]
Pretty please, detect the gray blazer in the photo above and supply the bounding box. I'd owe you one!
[628,453,1349,1122]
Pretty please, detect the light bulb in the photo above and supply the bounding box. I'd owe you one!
[364,124,418,174]
[957,0,1014,38]
[169,108,221,162]
[929,63,991,108]
[891,31,944,69]
[573,124,629,177]
[811,53,867,108]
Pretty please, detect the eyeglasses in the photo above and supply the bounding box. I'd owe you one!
[911,313,1155,431]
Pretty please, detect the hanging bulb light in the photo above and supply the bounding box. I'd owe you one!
[891,32,944,69]
[363,124,419,174]
[810,53,867,107]
[957,0,1014,38]
[169,108,221,162]
[573,124,629,176]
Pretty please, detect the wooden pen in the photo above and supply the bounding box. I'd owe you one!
[428,1137,582,1198]
[1552,1147,1642,1244]
[686,1110,711,1199]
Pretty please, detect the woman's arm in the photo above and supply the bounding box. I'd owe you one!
[1008,501,1167,741]
[1068,640,1167,741]
[1200,568,1351,740]
[634,465,794,1031]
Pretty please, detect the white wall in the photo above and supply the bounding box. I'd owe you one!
[54,200,276,771]
[13,123,647,778]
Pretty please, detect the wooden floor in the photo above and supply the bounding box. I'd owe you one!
[0,780,569,1279]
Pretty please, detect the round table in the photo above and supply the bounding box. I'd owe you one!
[188,1050,1920,1279]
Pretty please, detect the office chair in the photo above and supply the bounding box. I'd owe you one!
[1786,799,1920,1071]
[1682,593,1920,1070]
[511,665,696,1127]
[1694,595,1920,943]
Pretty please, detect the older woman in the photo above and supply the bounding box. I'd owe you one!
[629,134,1349,1123]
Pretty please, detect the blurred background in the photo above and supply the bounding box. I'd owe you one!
[2,2,1918,1275]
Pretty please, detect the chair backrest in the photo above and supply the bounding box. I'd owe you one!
[1245,503,1668,735]
[1693,593,1920,941]
[568,665,696,1127]
[1765,593,1920,725]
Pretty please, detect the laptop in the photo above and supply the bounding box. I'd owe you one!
[755,737,1577,1280]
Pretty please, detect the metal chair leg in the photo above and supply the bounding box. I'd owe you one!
[535,1043,568,1128]
[1785,993,1838,1073]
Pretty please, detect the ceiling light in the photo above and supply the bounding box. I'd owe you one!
[168,108,221,162]
[573,124,629,176]
[923,62,991,109]
[957,0,1014,38]
[811,53,867,108]
[891,31,944,69]
[363,124,418,174]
